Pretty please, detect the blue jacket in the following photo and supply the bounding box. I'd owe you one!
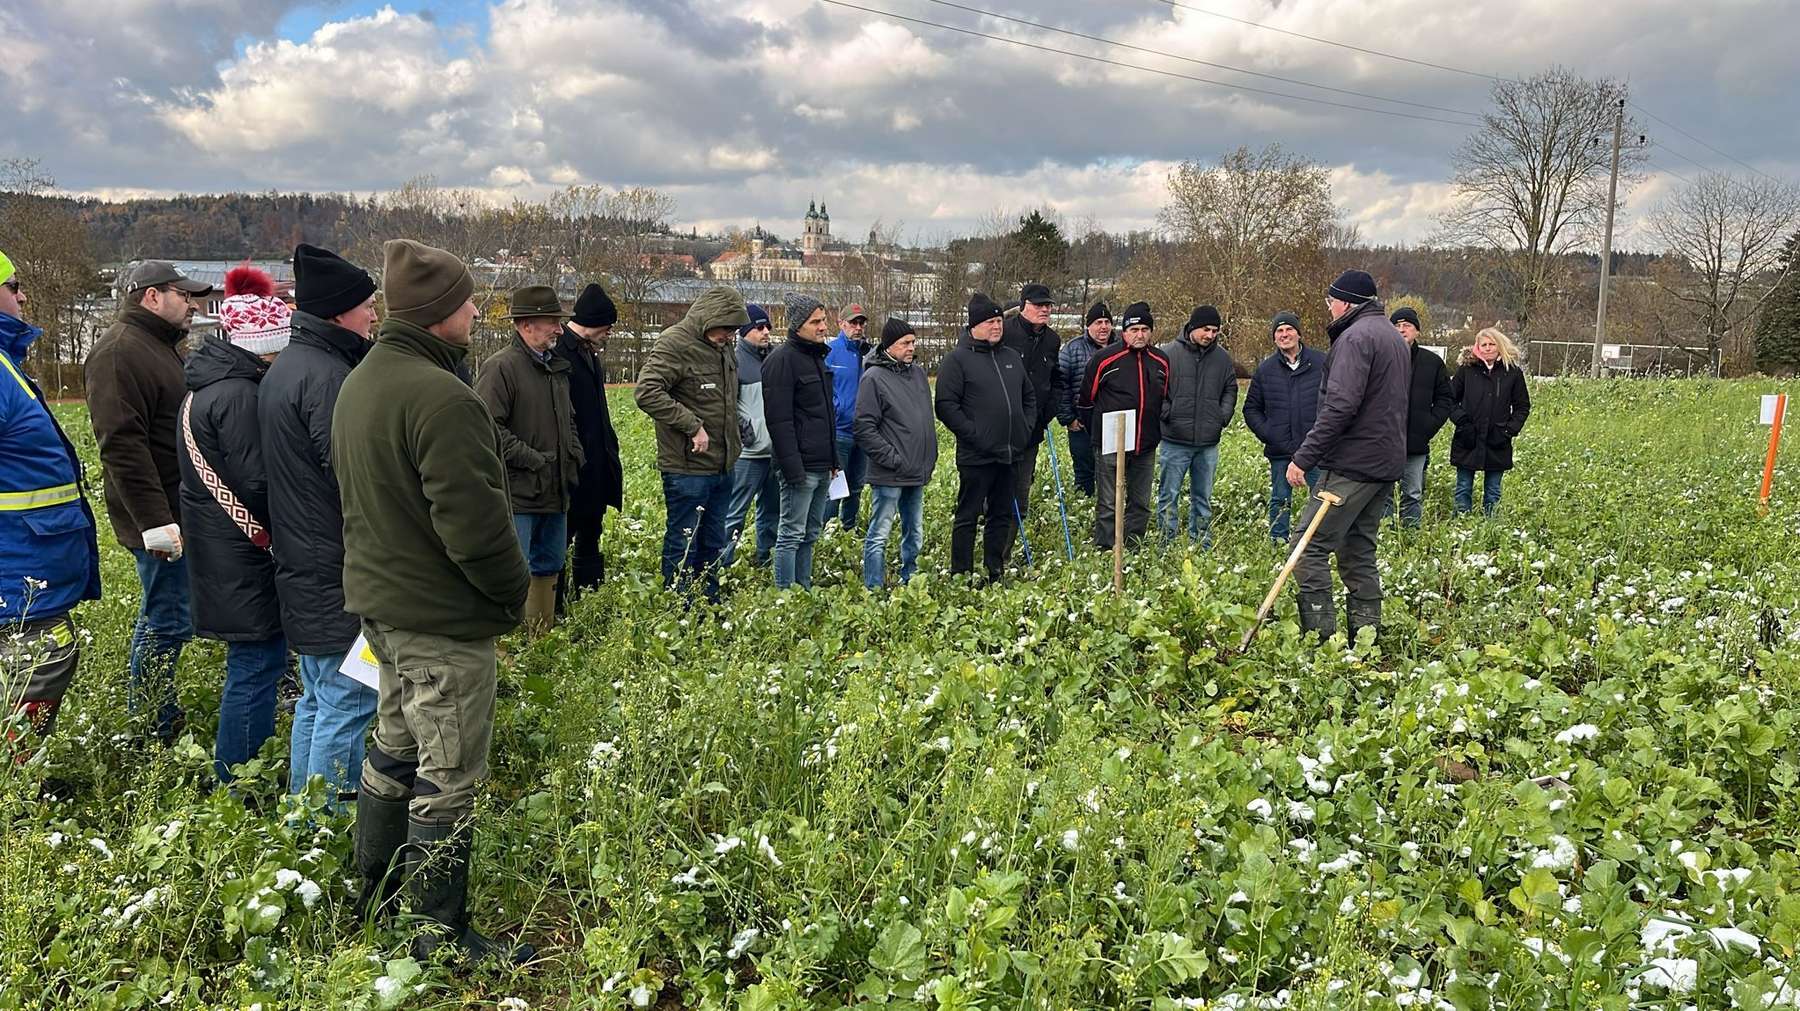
[825,332,867,439]
[1242,345,1326,460]
[0,312,101,623]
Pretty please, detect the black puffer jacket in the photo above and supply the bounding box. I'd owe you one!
[1002,314,1060,443]
[1158,334,1238,446]
[1243,345,1326,459]
[556,325,624,520]
[1077,341,1171,456]
[1405,343,1455,456]
[935,333,1036,467]
[1449,352,1531,472]
[763,337,838,481]
[177,336,280,642]
[258,312,367,654]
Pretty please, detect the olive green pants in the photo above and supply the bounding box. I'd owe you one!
[357,620,496,825]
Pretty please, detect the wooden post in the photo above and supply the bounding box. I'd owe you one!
[1760,393,1786,515]
[1113,412,1127,595]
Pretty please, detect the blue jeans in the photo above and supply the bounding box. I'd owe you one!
[1455,468,1504,515]
[660,471,733,600]
[288,651,377,800]
[128,547,193,741]
[834,434,869,529]
[214,634,288,784]
[862,484,924,589]
[512,511,569,576]
[1157,441,1221,546]
[721,455,781,567]
[1386,452,1430,527]
[775,471,833,589]
[1268,456,1323,544]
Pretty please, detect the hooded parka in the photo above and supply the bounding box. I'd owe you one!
[1448,351,1531,472]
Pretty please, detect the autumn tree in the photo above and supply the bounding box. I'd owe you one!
[0,158,103,395]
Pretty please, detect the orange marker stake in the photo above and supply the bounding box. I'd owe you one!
[1760,393,1786,515]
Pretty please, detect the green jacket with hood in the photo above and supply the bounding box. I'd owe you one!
[331,317,528,640]
[634,286,751,475]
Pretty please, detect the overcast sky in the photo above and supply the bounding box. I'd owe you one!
[4,0,1795,249]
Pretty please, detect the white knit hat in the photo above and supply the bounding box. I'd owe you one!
[218,265,292,355]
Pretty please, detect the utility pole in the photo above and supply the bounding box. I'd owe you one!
[1591,98,1625,379]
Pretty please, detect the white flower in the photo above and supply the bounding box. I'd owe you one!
[629,983,654,1007]
[1553,724,1599,745]
[1061,829,1081,852]
[726,927,761,959]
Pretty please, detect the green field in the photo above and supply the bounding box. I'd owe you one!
[8,379,1800,1010]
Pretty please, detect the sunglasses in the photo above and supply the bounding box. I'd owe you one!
[2,280,18,293]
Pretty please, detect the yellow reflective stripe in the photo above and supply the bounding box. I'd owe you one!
[0,352,34,400]
[0,484,79,510]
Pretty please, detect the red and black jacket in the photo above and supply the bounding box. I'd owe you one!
[1076,341,1171,456]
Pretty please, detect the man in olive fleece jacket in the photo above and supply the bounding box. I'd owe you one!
[332,239,532,967]
[634,285,750,599]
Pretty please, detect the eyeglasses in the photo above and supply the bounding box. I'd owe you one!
[1,280,19,293]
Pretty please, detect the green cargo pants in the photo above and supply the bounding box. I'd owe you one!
[357,620,496,825]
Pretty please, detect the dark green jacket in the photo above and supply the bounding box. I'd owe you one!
[474,335,584,513]
[332,318,528,639]
[634,287,750,474]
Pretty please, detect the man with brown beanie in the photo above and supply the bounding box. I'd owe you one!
[475,284,583,632]
[333,239,532,965]
[86,259,213,744]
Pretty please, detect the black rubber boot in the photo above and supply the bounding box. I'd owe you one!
[407,819,535,966]
[1297,591,1337,638]
[353,790,410,921]
[1347,596,1382,645]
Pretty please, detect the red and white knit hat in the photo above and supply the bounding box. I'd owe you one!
[217,265,292,355]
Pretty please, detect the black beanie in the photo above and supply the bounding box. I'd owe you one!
[1186,304,1222,334]
[1085,301,1112,326]
[573,283,618,327]
[293,243,376,320]
[968,293,1003,328]
[1326,269,1378,305]
[1389,306,1421,330]
[879,316,915,352]
[1270,312,1302,339]
[1119,301,1153,331]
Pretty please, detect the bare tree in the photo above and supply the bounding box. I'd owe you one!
[1158,144,1337,354]
[1436,68,1645,338]
[1647,171,1800,374]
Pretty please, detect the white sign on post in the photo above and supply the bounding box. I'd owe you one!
[1761,394,1788,426]
[338,634,381,691]
[1602,344,1623,360]
[1100,410,1138,455]
[1422,345,1448,363]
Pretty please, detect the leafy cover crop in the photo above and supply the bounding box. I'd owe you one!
[5,379,1800,1010]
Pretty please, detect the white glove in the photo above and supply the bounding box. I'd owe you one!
[143,523,183,560]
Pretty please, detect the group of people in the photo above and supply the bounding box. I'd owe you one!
[0,237,1534,965]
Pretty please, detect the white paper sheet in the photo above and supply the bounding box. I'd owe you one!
[1100,410,1138,455]
[338,634,381,691]
[827,470,850,500]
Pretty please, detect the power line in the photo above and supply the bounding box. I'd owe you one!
[815,0,1480,127]
[915,0,1479,118]
[1630,102,1776,183]
[1150,0,1503,83]
[1147,0,1779,185]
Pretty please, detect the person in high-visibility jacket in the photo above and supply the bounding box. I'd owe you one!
[0,249,102,761]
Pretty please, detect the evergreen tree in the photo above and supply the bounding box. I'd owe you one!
[1753,230,1800,374]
